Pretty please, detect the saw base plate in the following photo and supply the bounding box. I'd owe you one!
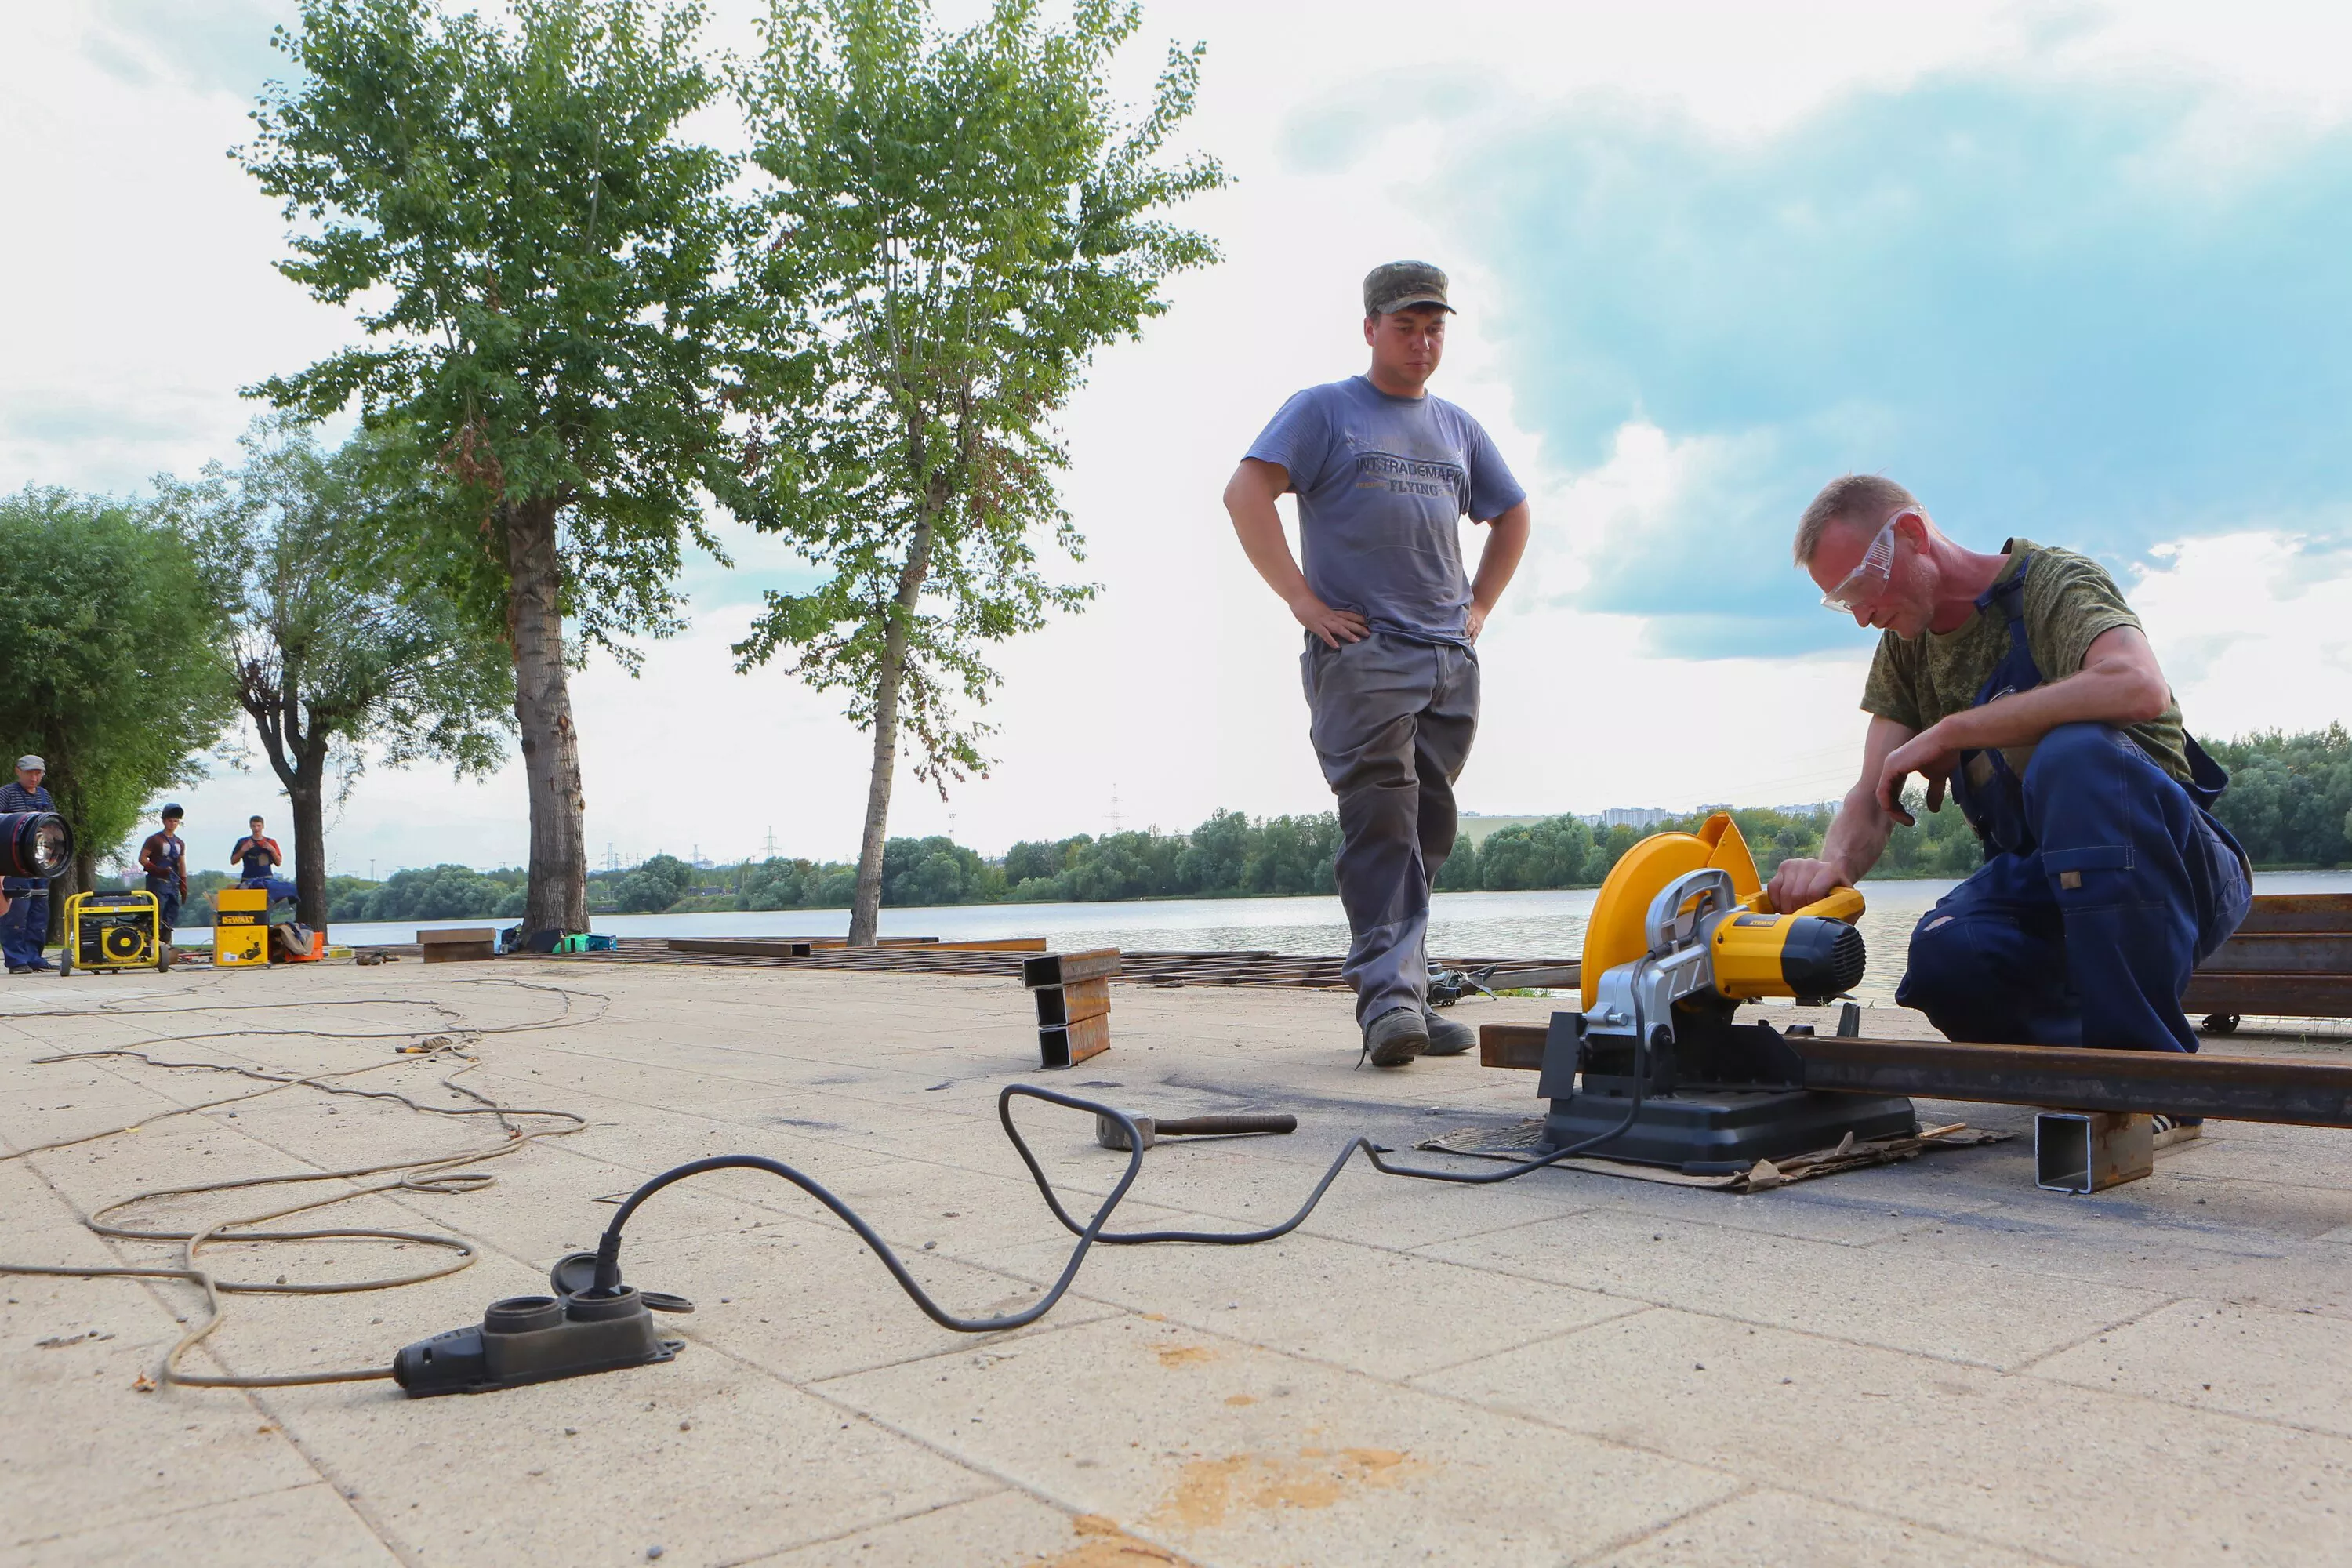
[1542,1087,1920,1176]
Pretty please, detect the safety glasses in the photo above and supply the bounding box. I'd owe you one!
[1819,508,1914,613]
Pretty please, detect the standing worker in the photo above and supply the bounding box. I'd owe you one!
[1223,262,1533,1065]
[230,815,298,904]
[137,804,189,948]
[1766,475,2252,1073]
[0,755,56,974]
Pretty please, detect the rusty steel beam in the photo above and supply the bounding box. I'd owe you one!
[1477,1021,2352,1127]
[1795,1036,2352,1128]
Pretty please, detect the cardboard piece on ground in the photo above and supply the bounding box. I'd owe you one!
[1414,1118,2013,1192]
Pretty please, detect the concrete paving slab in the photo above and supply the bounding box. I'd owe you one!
[985,1229,1634,1381]
[9,960,2352,1566]
[0,1481,396,1568]
[2029,1296,2352,1436]
[744,1488,1157,1567]
[252,1329,997,1566]
[1414,1206,2169,1369]
[624,1218,1128,1383]
[1421,1306,2352,1568]
[817,1314,1740,1566]
[1590,1486,2060,1568]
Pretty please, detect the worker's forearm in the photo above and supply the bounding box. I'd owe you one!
[1469,503,1531,612]
[1227,494,1311,604]
[1933,662,2166,752]
[1820,783,1896,881]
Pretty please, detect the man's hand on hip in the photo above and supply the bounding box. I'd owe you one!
[1292,593,1368,649]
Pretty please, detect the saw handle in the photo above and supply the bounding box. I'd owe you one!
[1743,884,1866,923]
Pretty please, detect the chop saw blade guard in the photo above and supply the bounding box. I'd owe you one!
[1543,815,1917,1174]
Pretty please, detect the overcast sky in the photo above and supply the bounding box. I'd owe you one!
[7,0,2352,875]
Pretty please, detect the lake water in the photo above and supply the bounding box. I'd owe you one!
[234,869,2352,1008]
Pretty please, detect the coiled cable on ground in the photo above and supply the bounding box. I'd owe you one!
[0,985,595,1387]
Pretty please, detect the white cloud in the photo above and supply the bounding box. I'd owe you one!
[17,0,2352,874]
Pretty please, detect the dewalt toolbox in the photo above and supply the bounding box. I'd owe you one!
[215,886,270,968]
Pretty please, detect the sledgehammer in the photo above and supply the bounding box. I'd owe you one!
[1094,1111,1298,1152]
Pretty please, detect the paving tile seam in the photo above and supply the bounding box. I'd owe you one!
[7,1149,406,1567]
[1998,1294,2190,1375]
[1392,1262,2073,1377]
[1566,1480,2088,1568]
[1289,1203,1607,1256]
[710,1486,1027,1568]
[239,1386,427,1568]
[1562,1479,1764,1568]
[0,1477,329,1553]
[1416,1298,2352,1478]
[1398,1302,1653,1381]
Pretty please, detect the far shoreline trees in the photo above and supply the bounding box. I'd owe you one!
[295,724,2352,921]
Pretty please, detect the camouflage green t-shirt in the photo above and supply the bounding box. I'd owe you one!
[1859,539,2194,785]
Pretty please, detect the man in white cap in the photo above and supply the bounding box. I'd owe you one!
[0,756,56,973]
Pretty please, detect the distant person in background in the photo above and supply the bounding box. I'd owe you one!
[138,804,189,945]
[0,755,56,973]
[1224,261,1532,1066]
[231,815,298,904]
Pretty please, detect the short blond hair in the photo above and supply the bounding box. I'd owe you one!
[1794,474,1918,565]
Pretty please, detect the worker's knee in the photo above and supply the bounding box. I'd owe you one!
[2023,721,2129,786]
[1897,909,1991,1014]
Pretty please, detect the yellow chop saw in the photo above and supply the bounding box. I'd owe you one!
[1537,813,1919,1172]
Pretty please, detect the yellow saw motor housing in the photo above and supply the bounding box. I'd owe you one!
[1584,813,1866,1006]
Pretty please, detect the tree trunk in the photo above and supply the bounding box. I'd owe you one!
[289,746,329,932]
[847,510,940,946]
[506,495,590,935]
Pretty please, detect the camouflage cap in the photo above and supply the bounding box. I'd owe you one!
[1363,260,1452,316]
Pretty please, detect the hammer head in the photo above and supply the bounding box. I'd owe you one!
[1095,1112,1156,1151]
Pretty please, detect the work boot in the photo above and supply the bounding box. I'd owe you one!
[1421,1010,1476,1057]
[1362,1007,1428,1067]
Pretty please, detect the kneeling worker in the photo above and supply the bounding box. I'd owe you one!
[1767,476,2251,1058]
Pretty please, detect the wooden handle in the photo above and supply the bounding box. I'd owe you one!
[1152,1113,1298,1138]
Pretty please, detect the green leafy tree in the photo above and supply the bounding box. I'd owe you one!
[241,0,750,936]
[0,490,238,924]
[731,0,1225,944]
[1432,835,1481,891]
[162,420,514,929]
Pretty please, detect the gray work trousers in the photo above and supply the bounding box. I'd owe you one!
[1301,631,1480,1025]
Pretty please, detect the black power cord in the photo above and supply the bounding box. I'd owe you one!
[586,1050,1646,1336]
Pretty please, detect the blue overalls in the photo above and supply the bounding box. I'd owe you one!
[1894,556,2252,1053]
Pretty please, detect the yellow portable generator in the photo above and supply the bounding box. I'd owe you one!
[60,889,168,975]
[214,886,270,969]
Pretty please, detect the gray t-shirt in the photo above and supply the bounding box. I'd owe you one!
[1246,376,1526,644]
